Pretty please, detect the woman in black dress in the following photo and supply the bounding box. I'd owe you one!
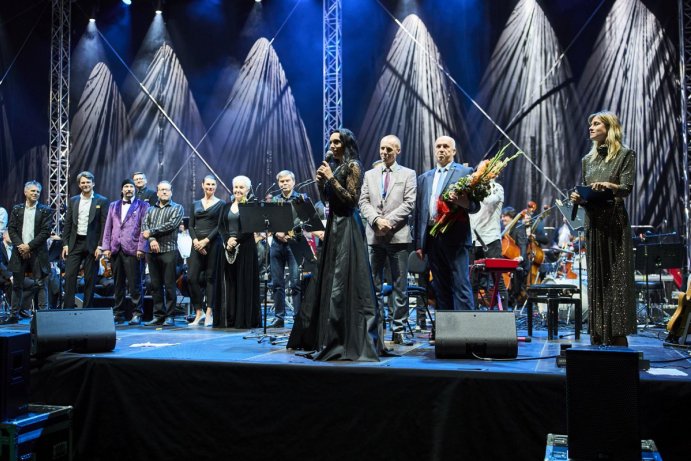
[188,175,225,326]
[288,128,384,361]
[215,175,261,328]
[570,111,636,346]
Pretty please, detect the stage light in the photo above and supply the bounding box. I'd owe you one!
[255,0,262,3]
[89,18,96,23]
[122,0,132,5]
[155,10,162,15]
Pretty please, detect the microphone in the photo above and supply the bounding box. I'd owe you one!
[264,182,277,198]
[571,201,579,222]
[297,179,317,190]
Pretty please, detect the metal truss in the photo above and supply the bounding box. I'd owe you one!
[323,0,342,153]
[48,0,71,233]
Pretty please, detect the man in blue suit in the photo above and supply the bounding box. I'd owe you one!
[415,135,480,311]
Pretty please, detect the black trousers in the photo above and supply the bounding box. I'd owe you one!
[147,250,177,318]
[111,251,144,319]
[187,239,221,310]
[63,236,99,308]
[11,257,48,314]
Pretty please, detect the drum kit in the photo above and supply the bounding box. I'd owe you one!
[538,246,588,322]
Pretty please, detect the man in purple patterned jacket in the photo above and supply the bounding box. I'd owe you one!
[102,179,150,325]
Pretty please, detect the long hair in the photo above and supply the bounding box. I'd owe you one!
[587,111,624,163]
[331,128,360,164]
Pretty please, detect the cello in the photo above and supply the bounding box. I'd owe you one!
[526,205,549,286]
[500,210,526,288]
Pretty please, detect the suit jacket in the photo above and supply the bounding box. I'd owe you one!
[7,202,53,275]
[136,187,158,206]
[415,162,480,250]
[359,162,416,245]
[102,198,150,256]
[61,193,109,253]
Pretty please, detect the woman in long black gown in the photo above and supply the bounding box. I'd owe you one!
[188,175,225,326]
[570,111,636,346]
[288,128,384,361]
[215,175,261,329]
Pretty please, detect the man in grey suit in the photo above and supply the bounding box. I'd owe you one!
[61,171,109,308]
[1,181,53,324]
[359,135,417,345]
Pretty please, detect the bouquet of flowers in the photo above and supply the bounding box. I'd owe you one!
[430,144,522,236]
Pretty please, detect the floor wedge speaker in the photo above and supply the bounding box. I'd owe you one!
[0,330,30,420]
[435,310,517,359]
[31,308,116,356]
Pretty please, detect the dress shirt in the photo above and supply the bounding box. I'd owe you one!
[22,203,37,244]
[143,201,184,253]
[429,165,449,222]
[121,201,131,222]
[77,194,92,235]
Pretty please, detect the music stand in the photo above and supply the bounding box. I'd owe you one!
[269,199,325,345]
[555,200,586,315]
[238,202,294,343]
[634,240,685,327]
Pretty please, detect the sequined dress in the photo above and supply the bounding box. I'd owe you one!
[287,159,385,361]
[581,147,636,344]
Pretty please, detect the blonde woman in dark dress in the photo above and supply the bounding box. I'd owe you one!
[570,111,636,346]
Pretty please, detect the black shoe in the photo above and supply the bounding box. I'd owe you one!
[128,315,142,326]
[393,332,414,346]
[18,309,32,319]
[114,316,127,325]
[0,315,19,325]
[164,317,175,326]
[268,318,284,328]
[145,317,165,326]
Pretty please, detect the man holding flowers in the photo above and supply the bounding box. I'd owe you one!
[414,136,480,311]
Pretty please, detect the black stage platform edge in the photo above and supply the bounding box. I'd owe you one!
[29,354,691,461]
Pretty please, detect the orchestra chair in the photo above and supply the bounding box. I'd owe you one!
[407,251,435,336]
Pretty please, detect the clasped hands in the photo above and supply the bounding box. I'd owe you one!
[226,236,238,251]
[193,238,209,255]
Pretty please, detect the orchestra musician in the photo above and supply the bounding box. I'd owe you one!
[501,206,528,308]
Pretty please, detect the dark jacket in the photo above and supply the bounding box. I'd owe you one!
[7,202,53,275]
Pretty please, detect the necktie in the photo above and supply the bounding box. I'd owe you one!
[383,169,390,198]
[430,168,448,221]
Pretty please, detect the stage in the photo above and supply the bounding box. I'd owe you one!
[0,316,685,461]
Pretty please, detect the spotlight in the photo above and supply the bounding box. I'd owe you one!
[89,18,96,23]
[155,9,162,15]
[122,0,132,5]
[255,0,262,3]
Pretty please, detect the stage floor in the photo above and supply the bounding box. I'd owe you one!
[3,317,690,461]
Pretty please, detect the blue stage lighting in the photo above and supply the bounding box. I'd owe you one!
[122,0,132,5]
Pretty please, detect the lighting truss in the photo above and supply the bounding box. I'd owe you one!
[323,0,341,153]
[48,0,71,234]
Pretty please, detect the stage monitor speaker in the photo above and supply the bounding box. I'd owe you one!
[0,330,30,421]
[566,348,640,461]
[30,308,116,357]
[434,310,517,359]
